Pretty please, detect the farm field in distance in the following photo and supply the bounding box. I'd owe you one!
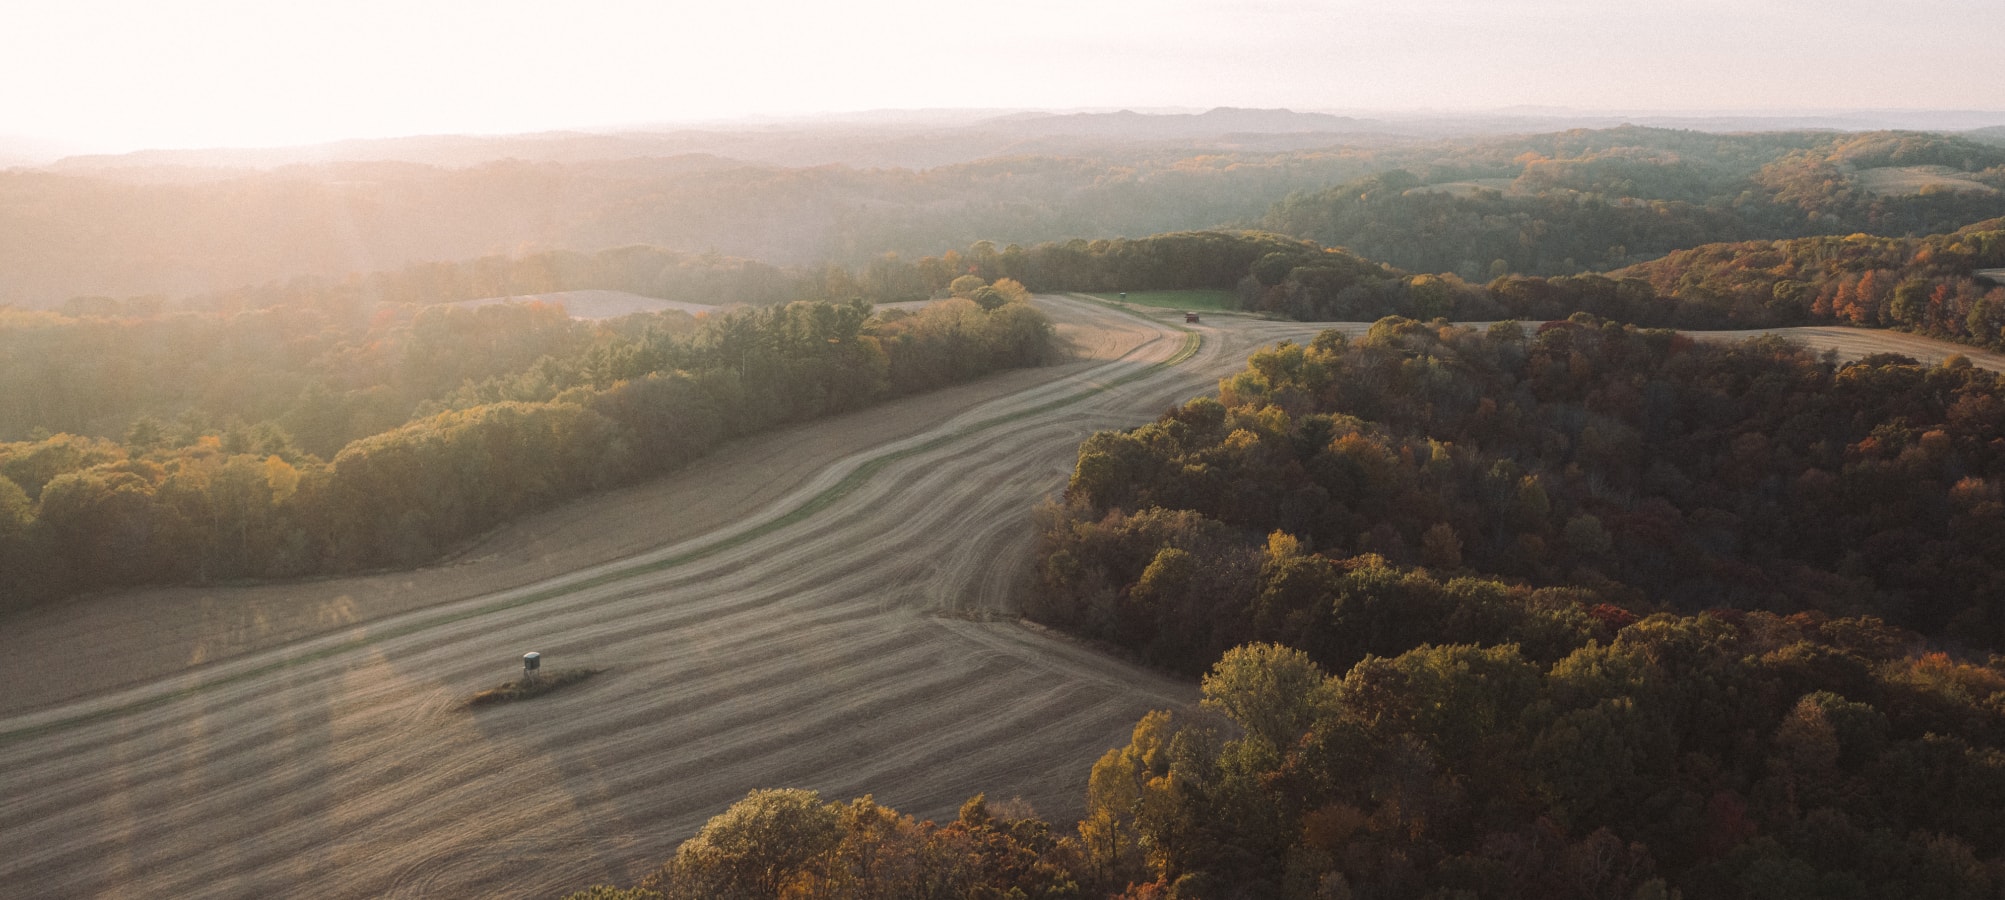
[447,289,719,320]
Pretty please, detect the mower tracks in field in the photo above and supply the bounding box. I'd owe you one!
[0,296,1250,900]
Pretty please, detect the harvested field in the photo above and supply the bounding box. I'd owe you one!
[1854,165,1999,197]
[871,298,945,312]
[0,301,1991,899]
[1403,177,1517,197]
[1689,325,2005,369]
[449,290,719,320]
[0,297,1274,899]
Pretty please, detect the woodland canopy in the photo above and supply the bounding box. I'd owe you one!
[0,294,1056,606]
[575,323,2005,899]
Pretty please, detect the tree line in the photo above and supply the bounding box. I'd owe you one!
[1039,319,2005,661]
[0,293,1056,606]
[1615,220,2005,343]
[1230,218,2005,351]
[574,610,2005,898]
[1,231,1317,449]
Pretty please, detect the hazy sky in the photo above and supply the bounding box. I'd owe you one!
[5,0,2002,152]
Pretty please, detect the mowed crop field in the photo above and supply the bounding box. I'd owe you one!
[0,301,1991,899]
[449,290,721,320]
[1853,165,2000,197]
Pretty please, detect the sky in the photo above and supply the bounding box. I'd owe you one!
[4,0,2003,153]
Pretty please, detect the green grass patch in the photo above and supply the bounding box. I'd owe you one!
[465,667,603,707]
[1088,289,1236,311]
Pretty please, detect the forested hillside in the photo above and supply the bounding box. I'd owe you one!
[124,230,1325,321]
[573,321,2005,899]
[0,231,1311,448]
[590,618,2005,898]
[1025,320,2005,895]
[0,151,1382,306]
[14,126,2004,313]
[0,290,1055,606]
[139,215,2005,367]
[1615,221,2005,341]
[1229,219,2005,351]
[1264,129,2005,279]
[1040,319,2005,661]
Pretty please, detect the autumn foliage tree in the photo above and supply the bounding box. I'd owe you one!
[625,789,1085,899]
[1075,624,2005,898]
[1035,318,2005,667]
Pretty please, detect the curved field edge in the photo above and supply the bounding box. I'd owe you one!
[0,316,1973,743]
[0,304,1196,744]
[0,297,1159,716]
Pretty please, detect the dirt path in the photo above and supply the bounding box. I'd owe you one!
[1688,324,2005,369]
[0,304,1987,900]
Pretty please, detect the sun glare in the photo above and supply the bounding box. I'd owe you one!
[4,0,2000,152]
